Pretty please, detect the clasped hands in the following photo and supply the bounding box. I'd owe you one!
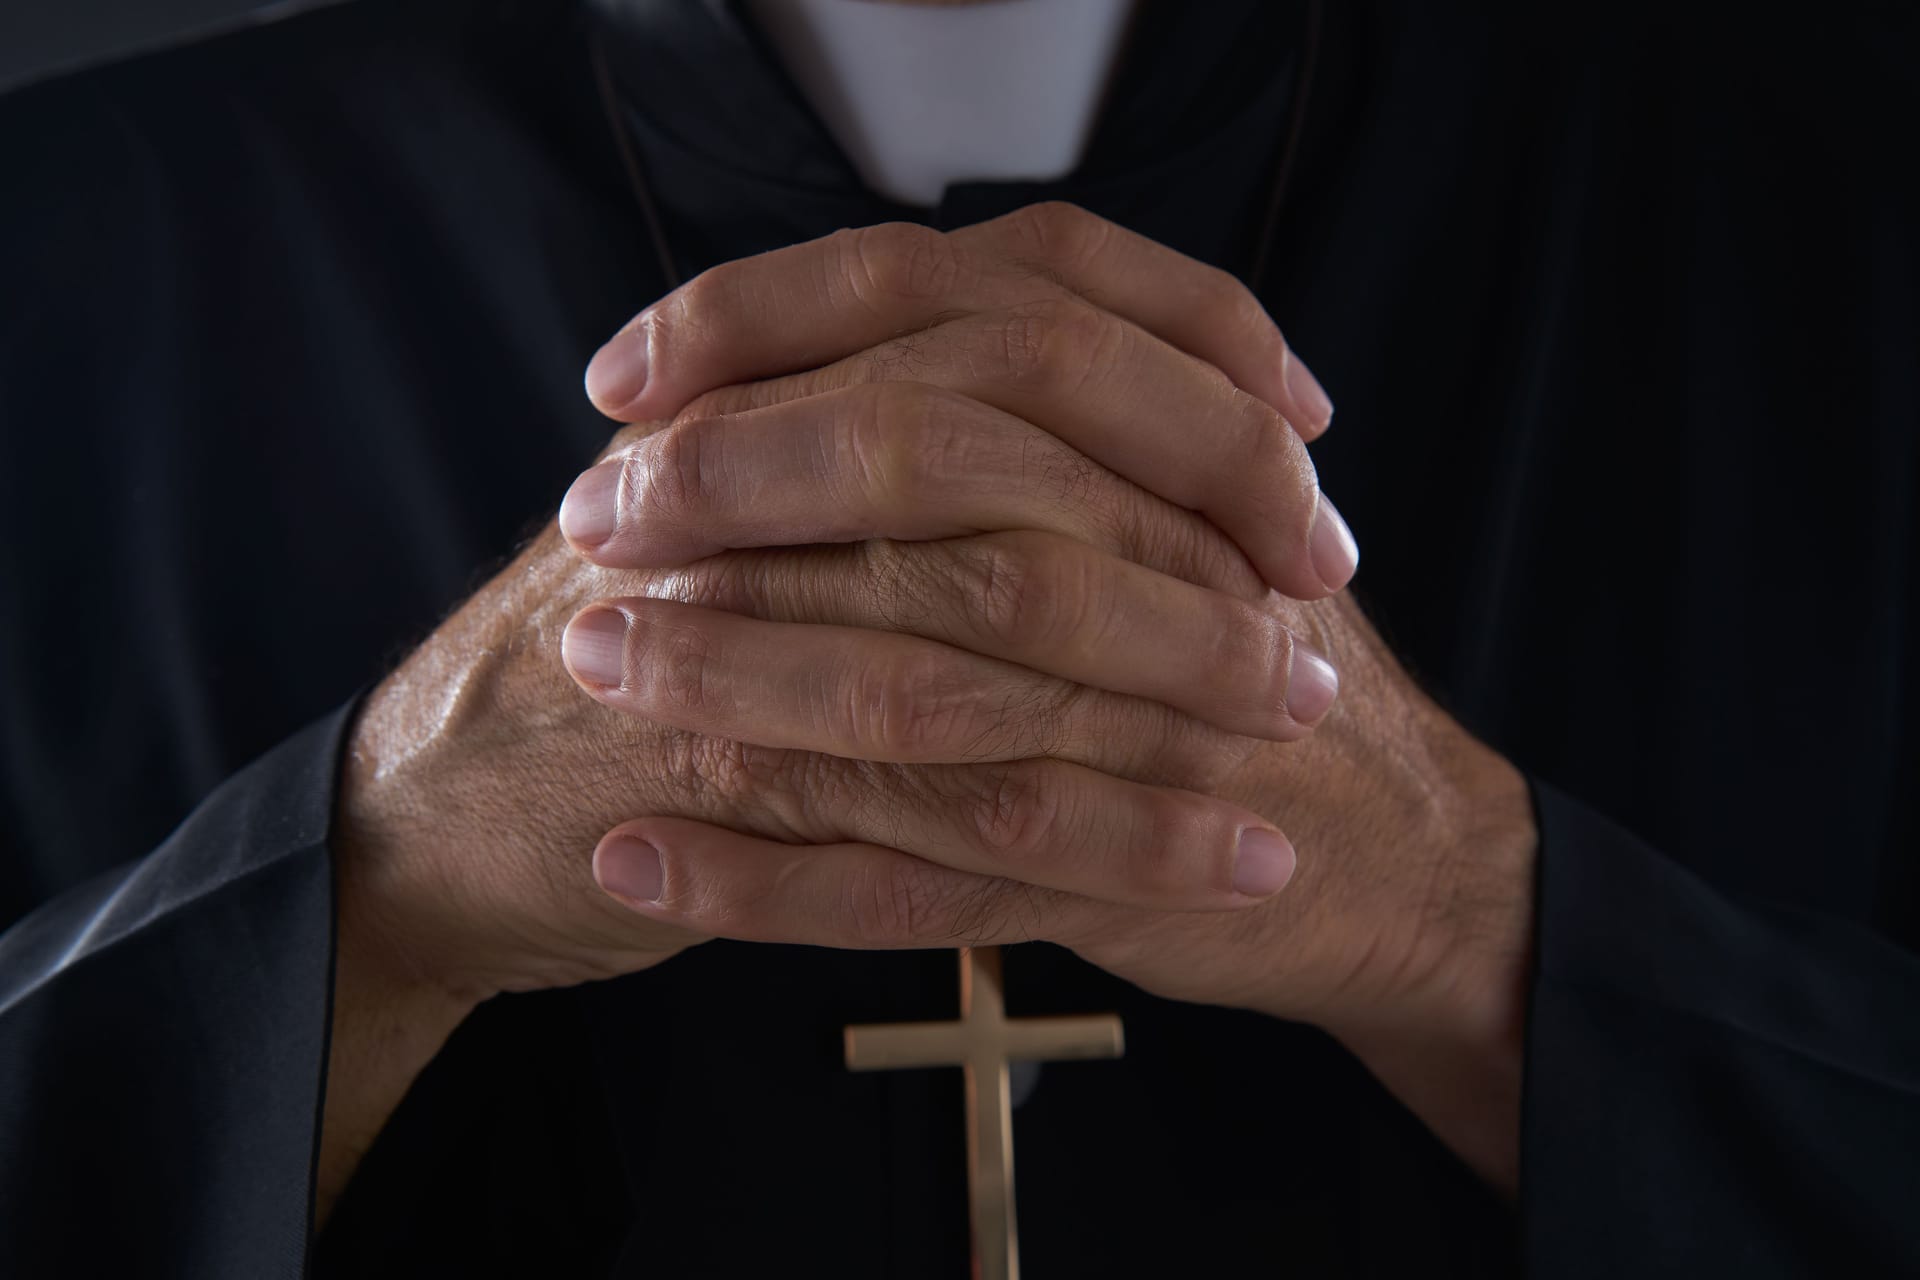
[339,203,1537,1188]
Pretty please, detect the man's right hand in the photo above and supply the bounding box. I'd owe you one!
[318,204,1350,1219]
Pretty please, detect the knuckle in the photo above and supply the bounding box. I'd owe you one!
[1006,201,1111,270]
[991,303,1057,383]
[1206,600,1291,716]
[845,381,956,504]
[1128,790,1218,898]
[843,856,944,946]
[967,540,1043,649]
[991,296,1117,390]
[1229,387,1289,448]
[629,613,719,717]
[839,382,903,499]
[858,651,975,756]
[660,265,732,344]
[1234,391,1314,491]
[854,538,929,629]
[958,534,1089,653]
[969,762,1065,862]
[634,420,715,521]
[848,222,966,304]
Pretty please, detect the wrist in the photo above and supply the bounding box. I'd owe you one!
[319,698,487,1226]
[1326,753,1537,1191]
[1333,987,1527,1192]
[317,825,479,1227]
[334,664,510,1009]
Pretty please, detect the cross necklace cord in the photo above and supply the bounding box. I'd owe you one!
[844,947,1125,1280]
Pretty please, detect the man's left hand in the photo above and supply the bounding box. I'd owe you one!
[567,206,1538,1188]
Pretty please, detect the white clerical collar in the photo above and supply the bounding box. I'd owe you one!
[741,0,1139,207]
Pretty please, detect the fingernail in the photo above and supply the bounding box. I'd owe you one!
[596,834,664,903]
[562,608,630,687]
[1287,355,1334,430]
[1233,828,1297,897]
[1309,494,1359,592]
[560,460,622,547]
[1286,643,1339,724]
[585,324,650,415]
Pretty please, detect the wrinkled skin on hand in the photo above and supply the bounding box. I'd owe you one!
[335,204,1534,1195]
[338,203,1353,1008]
[568,531,1534,1045]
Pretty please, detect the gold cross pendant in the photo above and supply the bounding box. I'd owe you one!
[844,947,1125,1280]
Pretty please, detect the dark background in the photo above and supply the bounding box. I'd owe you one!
[0,0,347,95]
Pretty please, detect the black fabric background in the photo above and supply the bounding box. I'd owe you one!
[0,1,1914,1275]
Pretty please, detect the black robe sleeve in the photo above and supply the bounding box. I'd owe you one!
[1522,782,1920,1276]
[0,705,353,1278]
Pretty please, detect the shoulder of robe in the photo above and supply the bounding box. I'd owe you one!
[0,0,357,98]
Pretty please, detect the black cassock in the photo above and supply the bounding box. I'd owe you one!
[1,1,1916,1276]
